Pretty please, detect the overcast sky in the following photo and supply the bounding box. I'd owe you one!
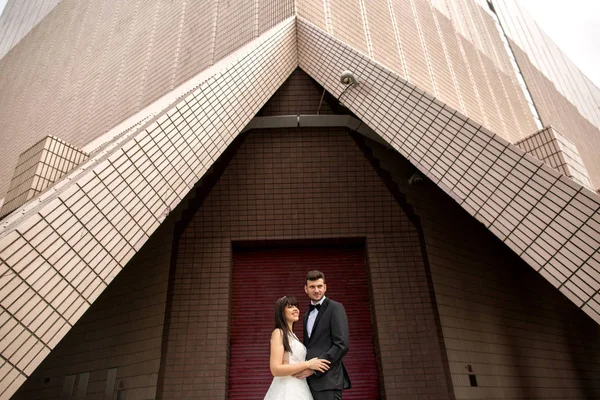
[0,0,598,85]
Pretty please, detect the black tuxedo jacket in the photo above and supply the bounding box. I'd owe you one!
[303,297,351,392]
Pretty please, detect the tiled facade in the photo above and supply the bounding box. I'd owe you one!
[511,41,600,190]
[12,217,174,400]
[0,0,295,197]
[516,126,593,191]
[491,0,600,132]
[158,128,452,399]
[0,136,89,218]
[364,137,600,399]
[4,0,598,199]
[14,101,600,398]
[0,1,598,399]
[0,0,62,59]
[0,20,297,398]
[296,0,538,143]
[297,19,600,324]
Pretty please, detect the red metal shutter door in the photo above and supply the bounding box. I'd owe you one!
[229,245,380,399]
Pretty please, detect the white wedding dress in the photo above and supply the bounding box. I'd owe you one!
[264,333,314,400]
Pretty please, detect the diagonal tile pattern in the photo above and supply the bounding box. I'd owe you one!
[0,0,296,197]
[0,13,599,399]
[516,125,594,191]
[296,17,600,323]
[0,136,90,219]
[0,18,297,398]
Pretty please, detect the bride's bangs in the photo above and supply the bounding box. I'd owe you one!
[284,296,298,307]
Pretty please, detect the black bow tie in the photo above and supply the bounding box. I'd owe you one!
[309,304,321,312]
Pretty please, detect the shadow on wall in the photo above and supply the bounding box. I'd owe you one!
[499,256,600,398]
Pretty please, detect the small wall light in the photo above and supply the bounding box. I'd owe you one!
[340,71,359,86]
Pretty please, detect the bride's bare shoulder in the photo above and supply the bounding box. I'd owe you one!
[270,328,284,340]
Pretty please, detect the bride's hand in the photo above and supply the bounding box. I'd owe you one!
[293,369,314,379]
[306,357,331,373]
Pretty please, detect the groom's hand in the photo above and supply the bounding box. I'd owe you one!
[292,369,314,379]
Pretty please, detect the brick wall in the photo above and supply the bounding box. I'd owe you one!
[511,41,600,190]
[16,120,599,399]
[0,0,294,197]
[0,0,548,199]
[515,126,594,191]
[13,219,175,400]
[11,67,600,400]
[257,69,339,116]
[366,139,600,399]
[157,69,600,399]
[0,0,62,58]
[157,127,454,399]
[296,0,537,142]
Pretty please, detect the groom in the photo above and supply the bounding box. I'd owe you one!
[296,270,351,400]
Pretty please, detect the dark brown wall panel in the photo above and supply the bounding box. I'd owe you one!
[158,127,453,400]
[13,220,175,400]
[367,138,600,399]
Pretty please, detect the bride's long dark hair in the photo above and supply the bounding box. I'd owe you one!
[274,296,299,354]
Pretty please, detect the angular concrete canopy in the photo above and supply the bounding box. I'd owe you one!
[0,16,598,398]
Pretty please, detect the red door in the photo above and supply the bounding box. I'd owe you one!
[229,244,380,399]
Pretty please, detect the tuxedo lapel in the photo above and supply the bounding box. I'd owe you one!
[310,298,330,339]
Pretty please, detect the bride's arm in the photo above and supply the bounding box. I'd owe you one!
[269,329,330,377]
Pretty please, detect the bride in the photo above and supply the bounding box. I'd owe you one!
[264,296,330,400]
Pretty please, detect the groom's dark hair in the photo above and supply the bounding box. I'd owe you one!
[305,270,325,284]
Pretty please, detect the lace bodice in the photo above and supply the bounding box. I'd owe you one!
[264,333,314,399]
[286,333,307,364]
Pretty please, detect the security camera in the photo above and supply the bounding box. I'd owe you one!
[340,71,358,86]
[408,172,424,185]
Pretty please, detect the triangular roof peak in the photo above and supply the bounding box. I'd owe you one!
[0,17,599,398]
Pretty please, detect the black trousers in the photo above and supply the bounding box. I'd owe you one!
[311,390,342,400]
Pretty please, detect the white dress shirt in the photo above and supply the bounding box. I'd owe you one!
[306,296,326,338]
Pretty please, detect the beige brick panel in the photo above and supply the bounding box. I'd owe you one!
[0,0,295,197]
[0,20,297,399]
[511,40,600,191]
[297,18,600,324]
